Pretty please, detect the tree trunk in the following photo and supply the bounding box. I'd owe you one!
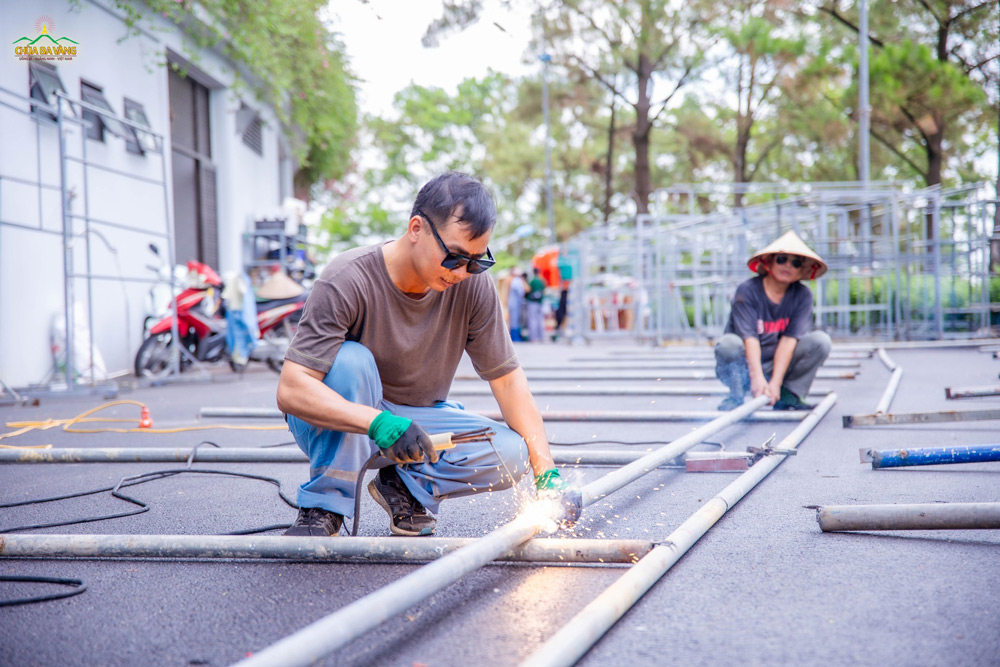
[604,98,616,225]
[632,53,653,215]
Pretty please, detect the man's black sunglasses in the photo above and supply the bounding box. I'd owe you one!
[418,210,496,275]
[774,254,804,269]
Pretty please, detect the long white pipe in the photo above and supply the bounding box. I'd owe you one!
[0,447,678,467]
[230,396,772,667]
[0,533,653,564]
[522,392,837,667]
[481,408,805,423]
[874,348,903,414]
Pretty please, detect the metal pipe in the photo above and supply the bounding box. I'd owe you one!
[232,514,545,667]
[945,385,1000,399]
[874,348,903,414]
[197,406,808,422]
[844,408,1000,427]
[861,444,1000,469]
[521,360,860,370]
[482,409,806,423]
[447,385,830,397]
[0,533,652,564]
[0,446,673,467]
[456,369,856,381]
[816,502,1000,531]
[523,393,838,667]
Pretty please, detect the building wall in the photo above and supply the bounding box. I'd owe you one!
[0,0,293,386]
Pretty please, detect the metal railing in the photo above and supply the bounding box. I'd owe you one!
[565,182,998,343]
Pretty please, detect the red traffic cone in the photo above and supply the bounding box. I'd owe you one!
[138,406,153,429]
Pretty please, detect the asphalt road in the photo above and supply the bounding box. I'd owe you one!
[1,340,998,667]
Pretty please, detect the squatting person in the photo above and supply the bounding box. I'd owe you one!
[714,230,832,411]
[277,172,569,537]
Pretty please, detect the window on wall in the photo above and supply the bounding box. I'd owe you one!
[80,80,129,142]
[236,102,263,156]
[123,98,159,155]
[29,61,73,120]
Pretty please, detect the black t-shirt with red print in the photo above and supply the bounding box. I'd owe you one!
[724,276,813,363]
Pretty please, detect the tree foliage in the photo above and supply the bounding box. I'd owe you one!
[107,0,358,188]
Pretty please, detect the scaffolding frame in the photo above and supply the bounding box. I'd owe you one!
[0,83,181,395]
[565,182,997,344]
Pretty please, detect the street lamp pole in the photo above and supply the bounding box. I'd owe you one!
[541,53,556,243]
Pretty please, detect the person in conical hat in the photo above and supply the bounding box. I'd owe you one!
[714,230,832,411]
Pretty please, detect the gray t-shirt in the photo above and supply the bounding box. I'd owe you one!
[723,276,813,364]
[285,243,519,407]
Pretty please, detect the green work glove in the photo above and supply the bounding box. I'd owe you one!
[534,468,566,492]
[368,411,439,464]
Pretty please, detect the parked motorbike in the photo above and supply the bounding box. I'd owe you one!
[134,252,306,379]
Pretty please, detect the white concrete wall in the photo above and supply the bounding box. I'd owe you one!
[0,0,290,386]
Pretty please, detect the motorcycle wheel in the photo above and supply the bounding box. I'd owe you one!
[134,332,177,379]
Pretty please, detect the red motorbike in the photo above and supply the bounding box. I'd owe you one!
[134,259,306,378]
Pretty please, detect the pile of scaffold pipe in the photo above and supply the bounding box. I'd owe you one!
[0,446,708,467]
[860,444,1000,469]
[521,392,838,667]
[229,396,771,667]
[0,534,653,564]
[815,502,1000,531]
[874,348,903,414]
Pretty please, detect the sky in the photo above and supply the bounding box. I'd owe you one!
[327,0,537,115]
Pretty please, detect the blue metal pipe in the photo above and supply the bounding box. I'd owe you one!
[870,444,1000,469]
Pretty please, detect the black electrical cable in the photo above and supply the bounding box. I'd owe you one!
[0,575,87,607]
[0,442,298,534]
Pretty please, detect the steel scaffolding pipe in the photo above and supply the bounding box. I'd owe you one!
[816,502,1000,531]
[0,533,652,564]
[844,408,1000,427]
[446,384,831,397]
[0,447,671,467]
[230,395,774,667]
[481,409,806,423]
[874,348,903,414]
[582,350,873,360]
[457,369,856,382]
[945,385,1000,399]
[199,407,282,419]
[860,444,1000,469]
[523,393,838,667]
[521,360,860,371]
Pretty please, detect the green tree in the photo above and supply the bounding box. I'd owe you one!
[815,0,997,189]
[533,0,717,216]
[106,0,358,189]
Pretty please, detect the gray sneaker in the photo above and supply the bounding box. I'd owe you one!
[368,466,436,536]
[283,507,343,537]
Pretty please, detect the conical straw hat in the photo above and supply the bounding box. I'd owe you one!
[747,230,827,280]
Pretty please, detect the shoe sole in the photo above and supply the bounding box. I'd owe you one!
[367,479,435,537]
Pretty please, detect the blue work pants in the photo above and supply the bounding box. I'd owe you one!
[285,342,530,519]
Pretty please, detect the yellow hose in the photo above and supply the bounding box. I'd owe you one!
[1,399,286,444]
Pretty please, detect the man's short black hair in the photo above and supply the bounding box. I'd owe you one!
[411,172,496,238]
